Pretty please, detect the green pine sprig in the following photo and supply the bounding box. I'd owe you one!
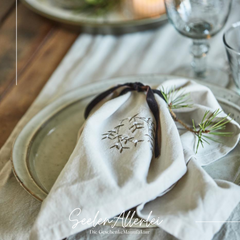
[160,87,233,153]
[192,109,232,153]
[161,86,193,109]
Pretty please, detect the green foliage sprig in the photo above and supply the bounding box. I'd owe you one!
[192,110,232,153]
[160,87,233,153]
[74,0,120,16]
[161,87,193,109]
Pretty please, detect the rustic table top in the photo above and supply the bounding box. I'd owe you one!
[0,0,79,148]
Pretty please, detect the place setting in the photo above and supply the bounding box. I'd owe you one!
[1,0,240,240]
[21,0,167,33]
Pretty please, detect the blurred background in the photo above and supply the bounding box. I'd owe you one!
[0,0,239,149]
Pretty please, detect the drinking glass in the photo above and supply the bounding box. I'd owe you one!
[164,0,232,86]
[223,22,240,92]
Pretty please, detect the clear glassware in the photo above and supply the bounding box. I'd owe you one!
[223,22,240,93]
[164,0,232,86]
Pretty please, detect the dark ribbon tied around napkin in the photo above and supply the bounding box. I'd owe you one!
[84,82,167,158]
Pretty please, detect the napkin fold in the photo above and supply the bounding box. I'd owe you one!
[30,79,240,240]
[137,160,240,240]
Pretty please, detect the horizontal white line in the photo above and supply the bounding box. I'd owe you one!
[196,221,240,223]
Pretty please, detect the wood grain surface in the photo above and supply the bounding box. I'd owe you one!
[0,0,15,24]
[0,2,78,148]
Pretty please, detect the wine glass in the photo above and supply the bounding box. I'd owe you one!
[164,0,232,87]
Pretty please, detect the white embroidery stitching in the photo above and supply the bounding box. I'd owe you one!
[102,114,155,153]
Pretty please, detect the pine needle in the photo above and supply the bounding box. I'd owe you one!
[193,109,233,153]
[160,88,233,154]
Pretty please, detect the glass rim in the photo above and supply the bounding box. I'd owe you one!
[223,21,240,56]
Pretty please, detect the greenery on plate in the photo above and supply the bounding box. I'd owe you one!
[160,87,233,153]
[74,0,121,15]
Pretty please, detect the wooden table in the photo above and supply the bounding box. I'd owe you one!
[0,0,79,148]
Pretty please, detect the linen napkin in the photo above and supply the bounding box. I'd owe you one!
[30,79,240,240]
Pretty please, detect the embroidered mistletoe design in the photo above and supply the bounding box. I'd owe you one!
[102,113,155,153]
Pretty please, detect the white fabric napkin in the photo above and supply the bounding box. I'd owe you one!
[30,79,240,240]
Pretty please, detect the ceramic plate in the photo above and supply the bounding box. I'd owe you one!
[11,75,240,228]
[12,75,240,204]
[21,0,167,33]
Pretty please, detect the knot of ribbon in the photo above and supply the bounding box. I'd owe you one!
[84,82,167,158]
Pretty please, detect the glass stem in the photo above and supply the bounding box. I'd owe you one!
[190,39,210,76]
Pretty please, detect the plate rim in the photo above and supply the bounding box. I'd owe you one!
[11,74,240,203]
